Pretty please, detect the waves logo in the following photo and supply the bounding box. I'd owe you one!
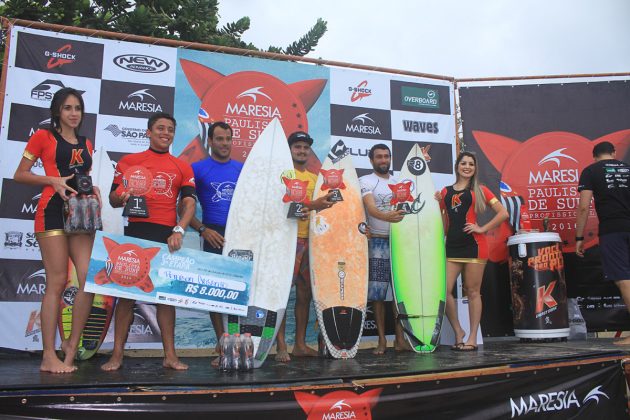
[94,237,160,292]
[45,44,76,69]
[474,130,630,255]
[177,59,326,166]
[295,388,382,419]
[349,80,372,102]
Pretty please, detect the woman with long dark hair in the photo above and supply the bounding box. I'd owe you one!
[436,152,508,351]
[14,88,99,372]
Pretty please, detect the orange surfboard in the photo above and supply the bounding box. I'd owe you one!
[309,140,368,359]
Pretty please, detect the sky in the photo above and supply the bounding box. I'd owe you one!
[217,0,630,79]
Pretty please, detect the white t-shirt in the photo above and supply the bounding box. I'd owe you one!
[359,172,399,236]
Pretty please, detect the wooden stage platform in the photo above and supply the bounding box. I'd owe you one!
[1,339,629,419]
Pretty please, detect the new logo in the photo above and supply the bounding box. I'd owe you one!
[114,54,170,73]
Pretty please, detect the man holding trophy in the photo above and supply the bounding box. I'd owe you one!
[101,113,197,371]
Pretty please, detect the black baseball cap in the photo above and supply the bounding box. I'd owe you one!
[287,131,313,146]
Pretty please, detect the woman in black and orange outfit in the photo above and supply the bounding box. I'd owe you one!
[14,88,100,373]
[436,152,508,351]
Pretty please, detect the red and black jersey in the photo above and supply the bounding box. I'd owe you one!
[112,149,196,227]
[440,185,498,260]
[22,129,94,233]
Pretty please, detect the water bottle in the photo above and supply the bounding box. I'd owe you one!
[519,204,532,231]
[240,333,254,371]
[218,333,231,371]
[66,195,81,232]
[231,333,241,371]
[88,195,102,230]
[78,195,91,231]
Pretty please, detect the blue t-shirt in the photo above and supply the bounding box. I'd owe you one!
[192,157,243,227]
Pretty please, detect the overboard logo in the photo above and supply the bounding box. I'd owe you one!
[295,388,383,420]
[349,80,372,102]
[510,385,609,418]
[114,54,170,73]
[401,86,439,109]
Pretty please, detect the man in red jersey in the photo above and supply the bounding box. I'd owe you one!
[102,113,197,371]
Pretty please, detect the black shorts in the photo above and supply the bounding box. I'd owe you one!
[201,223,225,255]
[600,232,630,282]
[125,222,172,244]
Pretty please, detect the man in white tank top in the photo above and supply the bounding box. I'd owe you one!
[359,144,409,355]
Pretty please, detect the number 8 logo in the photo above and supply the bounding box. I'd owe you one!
[408,156,426,175]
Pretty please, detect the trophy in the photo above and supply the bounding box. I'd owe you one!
[389,181,414,214]
[75,172,94,195]
[121,165,153,218]
[319,168,346,202]
[282,176,310,218]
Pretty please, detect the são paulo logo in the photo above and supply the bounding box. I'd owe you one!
[113,54,170,73]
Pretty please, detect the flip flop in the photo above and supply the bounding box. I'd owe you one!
[450,342,465,350]
[453,344,478,352]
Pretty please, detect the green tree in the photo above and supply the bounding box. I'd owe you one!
[0,0,327,56]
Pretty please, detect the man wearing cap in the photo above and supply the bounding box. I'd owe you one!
[275,131,335,361]
[188,122,243,359]
[576,141,630,344]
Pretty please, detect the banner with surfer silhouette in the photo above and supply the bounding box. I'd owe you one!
[458,77,630,333]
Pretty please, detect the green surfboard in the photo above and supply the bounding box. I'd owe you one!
[390,144,446,352]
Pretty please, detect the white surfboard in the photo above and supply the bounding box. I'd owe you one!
[222,118,297,368]
[309,140,369,359]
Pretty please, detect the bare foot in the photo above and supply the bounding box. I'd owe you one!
[394,339,413,352]
[292,344,318,357]
[40,354,76,373]
[275,350,291,362]
[163,357,188,370]
[211,356,220,367]
[101,355,123,371]
[372,340,387,355]
[61,340,77,367]
[614,336,630,345]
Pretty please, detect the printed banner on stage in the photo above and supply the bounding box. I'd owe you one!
[85,232,253,315]
[459,77,630,334]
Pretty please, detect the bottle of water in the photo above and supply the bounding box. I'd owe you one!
[218,333,231,371]
[241,333,254,371]
[78,195,91,231]
[66,195,81,232]
[88,195,102,230]
[231,333,241,371]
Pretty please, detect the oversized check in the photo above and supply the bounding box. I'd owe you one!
[85,231,253,316]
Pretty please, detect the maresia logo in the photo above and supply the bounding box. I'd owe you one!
[15,31,103,78]
[390,80,451,115]
[6,103,97,144]
[330,104,391,140]
[295,388,382,420]
[474,130,630,255]
[99,80,174,118]
[177,59,327,168]
[114,54,170,73]
[0,259,46,301]
[0,179,42,220]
